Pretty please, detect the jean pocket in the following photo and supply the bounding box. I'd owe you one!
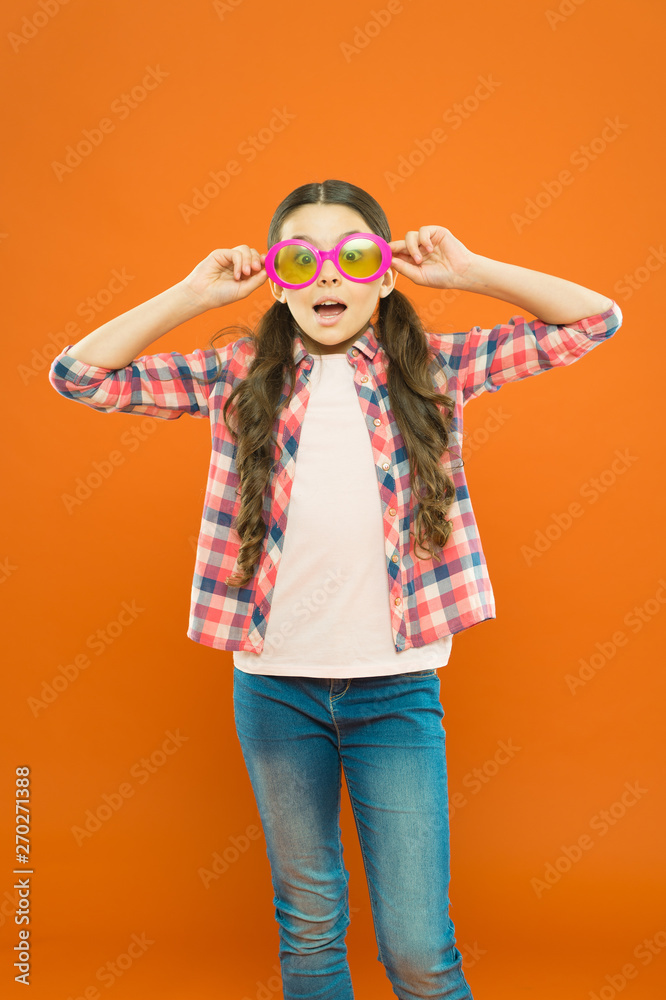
[402,668,438,678]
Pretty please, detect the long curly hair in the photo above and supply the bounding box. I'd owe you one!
[194,179,460,589]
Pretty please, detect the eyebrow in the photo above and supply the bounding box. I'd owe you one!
[287,230,360,246]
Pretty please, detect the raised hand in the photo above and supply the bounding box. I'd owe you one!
[181,245,268,310]
[388,226,475,289]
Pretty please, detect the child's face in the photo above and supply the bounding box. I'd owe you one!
[269,203,396,354]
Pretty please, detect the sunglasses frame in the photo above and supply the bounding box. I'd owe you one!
[265,232,393,289]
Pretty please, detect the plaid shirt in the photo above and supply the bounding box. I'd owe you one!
[49,298,623,654]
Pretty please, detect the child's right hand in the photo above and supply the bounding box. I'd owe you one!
[180,245,268,310]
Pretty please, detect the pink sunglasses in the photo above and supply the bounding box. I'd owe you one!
[265,232,393,289]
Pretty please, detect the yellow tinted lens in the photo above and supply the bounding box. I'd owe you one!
[274,244,317,284]
[338,238,381,278]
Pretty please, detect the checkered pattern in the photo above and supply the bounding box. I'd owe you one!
[48,299,623,654]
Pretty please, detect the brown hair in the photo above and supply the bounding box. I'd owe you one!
[195,179,459,588]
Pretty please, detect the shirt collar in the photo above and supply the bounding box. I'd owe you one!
[292,323,380,365]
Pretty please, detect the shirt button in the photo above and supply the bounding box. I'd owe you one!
[351,348,359,356]
[360,375,368,383]
[394,597,401,606]
[382,462,390,471]
[388,507,396,516]
[391,554,399,563]
[373,418,381,426]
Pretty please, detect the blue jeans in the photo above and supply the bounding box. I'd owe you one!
[232,666,474,1000]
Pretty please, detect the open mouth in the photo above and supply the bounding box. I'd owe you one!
[313,303,348,317]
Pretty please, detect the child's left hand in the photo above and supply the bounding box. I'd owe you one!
[388,226,476,289]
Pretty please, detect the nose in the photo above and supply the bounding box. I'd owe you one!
[317,258,341,283]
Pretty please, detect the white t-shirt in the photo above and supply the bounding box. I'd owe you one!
[233,352,453,677]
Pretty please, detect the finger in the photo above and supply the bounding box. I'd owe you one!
[406,231,422,262]
[415,229,430,256]
[390,256,412,275]
[233,245,246,276]
[413,233,427,262]
[391,249,417,265]
[242,246,257,275]
[420,227,434,252]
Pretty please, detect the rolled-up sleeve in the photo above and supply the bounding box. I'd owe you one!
[48,343,234,420]
[431,299,623,405]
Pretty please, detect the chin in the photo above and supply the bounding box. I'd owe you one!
[293,309,373,351]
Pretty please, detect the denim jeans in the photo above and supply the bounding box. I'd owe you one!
[232,666,474,1000]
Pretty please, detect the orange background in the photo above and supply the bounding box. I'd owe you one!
[2,0,665,997]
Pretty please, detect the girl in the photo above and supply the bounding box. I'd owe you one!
[49,179,623,1000]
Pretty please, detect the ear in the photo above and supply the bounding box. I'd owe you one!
[379,268,397,297]
[269,280,286,303]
